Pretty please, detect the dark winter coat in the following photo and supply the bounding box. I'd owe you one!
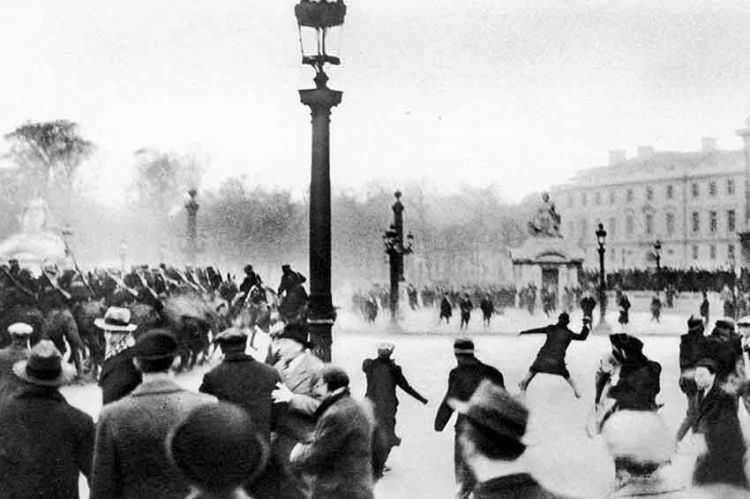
[293,390,375,499]
[473,473,571,499]
[677,384,748,488]
[435,357,505,431]
[440,298,453,319]
[90,378,216,499]
[0,343,29,402]
[698,333,742,383]
[520,322,590,378]
[0,385,94,499]
[480,298,494,318]
[99,348,142,405]
[199,351,281,438]
[618,295,631,325]
[363,356,426,436]
[580,296,596,319]
[608,357,661,411]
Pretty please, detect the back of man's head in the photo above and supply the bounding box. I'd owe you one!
[318,365,349,392]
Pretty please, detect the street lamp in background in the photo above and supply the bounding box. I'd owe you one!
[295,0,346,362]
[383,191,414,330]
[185,189,199,267]
[653,240,662,291]
[595,223,611,333]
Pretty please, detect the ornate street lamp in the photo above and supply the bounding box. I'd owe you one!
[185,189,199,267]
[295,0,346,361]
[383,192,414,329]
[595,223,611,333]
[653,240,662,291]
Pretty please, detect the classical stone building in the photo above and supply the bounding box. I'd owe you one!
[553,137,746,270]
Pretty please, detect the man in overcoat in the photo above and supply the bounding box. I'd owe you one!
[0,340,93,498]
[676,358,748,489]
[435,338,505,499]
[270,323,324,499]
[518,312,591,398]
[291,365,375,499]
[90,329,216,499]
[363,342,428,476]
[199,327,281,497]
[0,322,32,402]
[95,306,142,405]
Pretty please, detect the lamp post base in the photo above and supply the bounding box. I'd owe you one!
[593,319,612,335]
[307,318,334,362]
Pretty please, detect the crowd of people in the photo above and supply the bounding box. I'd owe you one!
[3,275,750,497]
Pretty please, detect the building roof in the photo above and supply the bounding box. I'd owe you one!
[556,149,745,190]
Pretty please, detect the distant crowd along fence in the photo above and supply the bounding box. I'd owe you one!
[579,268,744,293]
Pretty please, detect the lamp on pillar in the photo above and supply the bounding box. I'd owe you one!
[594,223,611,333]
[295,0,346,362]
[185,189,199,267]
[653,239,662,291]
[383,191,414,330]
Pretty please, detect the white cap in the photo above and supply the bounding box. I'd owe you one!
[7,322,33,336]
[601,410,674,465]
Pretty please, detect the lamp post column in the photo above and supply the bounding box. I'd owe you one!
[300,72,341,362]
[185,189,199,266]
[598,245,607,323]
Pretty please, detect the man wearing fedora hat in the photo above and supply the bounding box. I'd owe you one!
[0,322,33,402]
[95,306,142,405]
[0,340,94,498]
[435,338,505,499]
[270,322,324,499]
[453,380,568,498]
[91,329,216,499]
[167,402,269,499]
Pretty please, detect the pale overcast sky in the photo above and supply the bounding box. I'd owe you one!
[1,0,750,205]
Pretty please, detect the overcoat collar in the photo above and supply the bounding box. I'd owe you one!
[131,377,184,397]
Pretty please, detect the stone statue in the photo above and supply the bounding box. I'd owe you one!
[528,192,562,238]
[0,198,67,267]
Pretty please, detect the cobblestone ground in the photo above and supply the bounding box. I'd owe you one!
[67,312,707,498]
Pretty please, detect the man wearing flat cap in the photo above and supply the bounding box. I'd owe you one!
[0,340,94,498]
[199,327,281,497]
[363,342,428,477]
[453,380,569,498]
[699,317,742,390]
[91,329,216,499]
[435,338,505,499]
[270,323,324,499]
[0,322,33,402]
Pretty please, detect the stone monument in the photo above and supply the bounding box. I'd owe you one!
[511,192,583,305]
[0,198,67,269]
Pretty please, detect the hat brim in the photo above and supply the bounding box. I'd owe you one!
[94,318,137,332]
[447,398,530,445]
[12,360,75,387]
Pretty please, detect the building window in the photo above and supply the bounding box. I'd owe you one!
[692,212,700,233]
[710,245,717,260]
[646,186,654,201]
[626,215,634,235]
[626,189,634,202]
[608,217,616,238]
[709,181,717,196]
[728,210,736,233]
[692,245,699,260]
[594,191,601,205]
[728,179,735,195]
[666,213,675,236]
[729,244,736,260]
[692,183,699,198]
[580,218,587,238]
[582,193,587,206]
[645,213,653,235]
[666,184,674,199]
[609,190,615,204]
[709,211,717,233]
